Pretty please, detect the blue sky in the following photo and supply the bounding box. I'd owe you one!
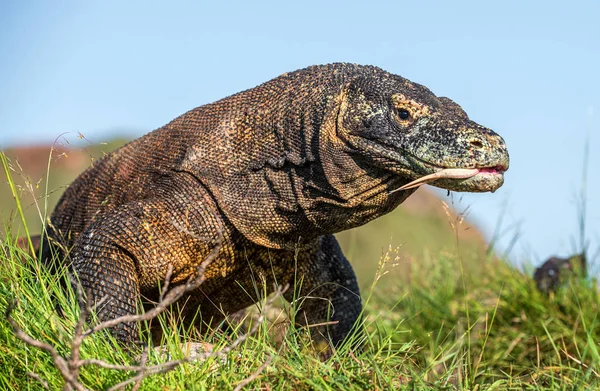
[1,1,598,266]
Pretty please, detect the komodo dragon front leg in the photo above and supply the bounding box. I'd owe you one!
[285,235,362,349]
[67,173,225,341]
[69,190,363,346]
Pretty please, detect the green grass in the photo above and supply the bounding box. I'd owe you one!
[0,138,128,237]
[1,147,600,390]
[2,237,599,390]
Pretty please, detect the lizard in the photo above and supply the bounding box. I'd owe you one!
[38,63,509,348]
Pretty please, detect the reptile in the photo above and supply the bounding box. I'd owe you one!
[38,63,509,348]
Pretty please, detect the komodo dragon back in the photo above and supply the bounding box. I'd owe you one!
[40,63,509,348]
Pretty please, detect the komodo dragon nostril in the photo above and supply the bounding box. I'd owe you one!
[469,140,484,149]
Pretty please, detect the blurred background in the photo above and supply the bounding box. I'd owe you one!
[0,0,598,273]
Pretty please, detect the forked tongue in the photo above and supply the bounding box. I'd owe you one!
[390,168,479,194]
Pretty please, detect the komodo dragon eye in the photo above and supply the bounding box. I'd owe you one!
[396,108,411,120]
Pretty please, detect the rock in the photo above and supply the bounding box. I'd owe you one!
[533,253,586,293]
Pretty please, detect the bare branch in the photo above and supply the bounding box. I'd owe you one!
[159,264,174,303]
[130,345,148,391]
[5,302,86,391]
[69,283,93,382]
[5,302,84,390]
[27,371,49,390]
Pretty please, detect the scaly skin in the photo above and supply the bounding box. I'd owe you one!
[41,63,509,347]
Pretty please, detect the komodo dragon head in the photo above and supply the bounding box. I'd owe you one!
[330,67,509,194]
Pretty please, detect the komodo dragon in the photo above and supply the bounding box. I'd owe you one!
[39,63,509,348]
